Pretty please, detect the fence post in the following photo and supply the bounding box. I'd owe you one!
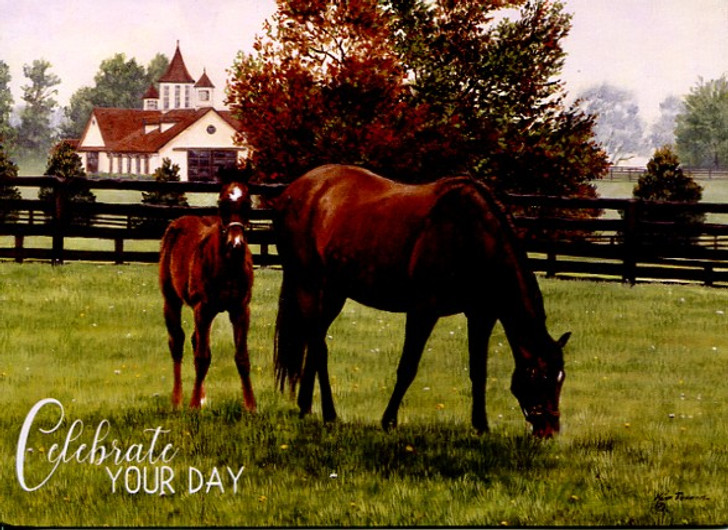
[546,251,557,278]
[51,177,66,265]
[622,199,640,285]
[114,238,125,265]
[14,234,24,263]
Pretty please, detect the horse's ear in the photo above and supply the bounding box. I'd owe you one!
[557,332,571,348]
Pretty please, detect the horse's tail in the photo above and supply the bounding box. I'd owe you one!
[274,274,306,396]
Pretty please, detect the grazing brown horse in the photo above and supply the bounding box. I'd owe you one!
[159,177,256,411]
[274,165,569,438]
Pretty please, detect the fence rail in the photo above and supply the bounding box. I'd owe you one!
[607,166,728,181]
[3,175,728,286]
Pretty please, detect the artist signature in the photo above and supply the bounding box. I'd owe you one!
[654,491,710,513]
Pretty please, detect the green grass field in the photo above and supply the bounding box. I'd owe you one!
[1,263,728,527]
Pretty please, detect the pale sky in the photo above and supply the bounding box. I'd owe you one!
[1,0,727,124]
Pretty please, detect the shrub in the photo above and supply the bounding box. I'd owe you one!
[39,140,97,226]
[633,146,704,245]
[132,158,189,233]
[0,140,22,223]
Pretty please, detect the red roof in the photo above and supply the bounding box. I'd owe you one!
[78,107,243,154]
[158,44,195,84]
[195,69,215,88]
[143,84,159,99]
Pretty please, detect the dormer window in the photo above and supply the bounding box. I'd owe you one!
[199,90,210,102]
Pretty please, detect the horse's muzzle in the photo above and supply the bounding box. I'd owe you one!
[224,222,247,252]
[523,406,560,439]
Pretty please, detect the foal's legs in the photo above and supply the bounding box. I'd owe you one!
[190,305,215,409]
[467,312,496,434]
[297,289,345,422]
[381,312,438,431]
[163,295,185,408]
[230,305,257,412]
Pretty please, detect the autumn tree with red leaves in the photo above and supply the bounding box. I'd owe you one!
[227,0,608,197]
[227,0,456,182]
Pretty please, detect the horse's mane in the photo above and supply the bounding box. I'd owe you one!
[463,177,547,321]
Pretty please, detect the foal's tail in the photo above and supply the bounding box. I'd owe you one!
[274,275,306,396]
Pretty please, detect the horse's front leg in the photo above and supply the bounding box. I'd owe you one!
[381,312,438,431]
[230,306,257,412]
[190,305,214,409]
[467,312,497,434]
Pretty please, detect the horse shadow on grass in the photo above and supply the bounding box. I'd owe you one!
[190,398,561,483]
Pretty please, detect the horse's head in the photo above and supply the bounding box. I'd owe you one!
[510,332,570,438]
[218,180,251,256]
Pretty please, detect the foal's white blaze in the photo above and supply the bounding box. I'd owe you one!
[228,185,245,202]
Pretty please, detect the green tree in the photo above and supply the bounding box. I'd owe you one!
[61,86,96,139]
[61,53,169,139]
[92,54,148,109]
[0,60,16,149]
[0,140,22,223]
[387,0,608,196]
[675,76,728,169]
[145,53,170,91]
[16,59,61,153]
[39,140,96,226]
[633,146,703,245]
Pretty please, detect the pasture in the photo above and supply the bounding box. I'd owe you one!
[1,263,727,527]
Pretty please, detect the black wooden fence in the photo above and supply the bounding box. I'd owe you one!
[3,175,728,286]
[0,176,281,266]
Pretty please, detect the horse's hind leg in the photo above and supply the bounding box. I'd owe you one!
[467,312,496,434]
[297,289,344,423]
[313,294,345,423]
[190,305,214,408]
[230,306,257,412]
[381,311,438,431]
[163,296,185,408]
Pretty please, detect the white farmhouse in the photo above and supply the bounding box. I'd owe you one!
[76,43,247,181]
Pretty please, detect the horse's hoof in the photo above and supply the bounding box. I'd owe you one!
[381,417,397,432]
[172,390,183,409]
[244,397,257,413]
[322,408,337,423]
[189,395,205,409]
[472,422,489,435]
